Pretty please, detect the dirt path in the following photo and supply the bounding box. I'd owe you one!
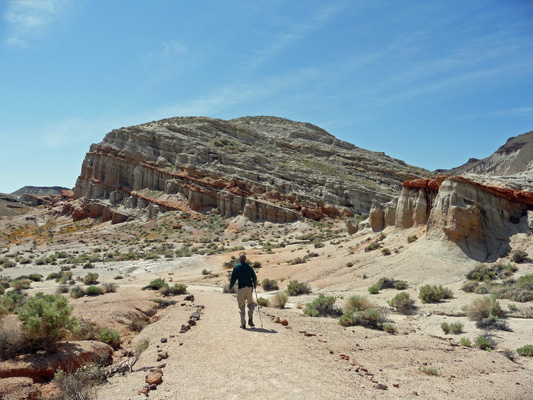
[98,285,533,400]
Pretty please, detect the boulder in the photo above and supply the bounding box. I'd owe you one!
[0,377,42,400]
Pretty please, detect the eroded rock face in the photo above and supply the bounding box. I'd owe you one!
[370,174,533,261]
[73,116,430,223]
[0,341,113,382]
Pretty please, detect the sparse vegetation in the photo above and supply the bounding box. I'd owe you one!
[271,291,288,309]
[418,285,453,303]
[257,297,270,307]
[85,286,102,296]
[460,337,471,347]
[475,335,495,351]
[516,344,533,357]
[511,250,528,264]
[83,273,99,285]
[407,235,417,243]
[419,366,438,376]
[466,296,504,322]
[368,285,379,294]
[286,280,311,296]
[388,292,416,314]
[98,328,121,349]
[261,278,279,291]
[304,294,340,317]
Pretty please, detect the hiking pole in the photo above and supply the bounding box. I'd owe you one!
[253,285,264,329]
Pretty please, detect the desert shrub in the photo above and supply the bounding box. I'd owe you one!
[418,285,453,303]
[516,344,533,357]
[462,281,478,293]
[466,296,504,321]
[449,322,464,334]
[286,280,311,296]
[83,273,99,285]
[98,328,121,349]
[17,294,78,345]
[56,285,69,294]
[261,278,279,291]
[10,279,31,292]
[114,275,123,280]
[368,285,379,294]
[389,292,415,314]
[339,309,356,327]
[168,283,187,295]
[152,298,176,308]
[383,323,397,334]
[288,257,306,265]
[0,286,4,296]
[201,269,209,275]
[54,364,105,400]
[381,248,391,256]
[85,286,101,296]
[128,316,148,332]
[102,283,118,293]
[475,335,495,351]
[28,273,43,282]
[47,272,62,280]
[304,294,340,317]
[364,242,380,252]
[511,250,528,263]
[460,337,471,347]
[257,297,270,307]
[35,258,47,266]
[517,274,533,289]
[393,281,407,290]
[467,263,517,282]
[0,317,27,360]
[441,322,450,334]
[271,291,288,309]
[252,261,262,268]
[314,242,325,248]
[508,303,518,311]
[83,262,95,269]
[419,366,438,376]
[145,278,166,290]
[356,308,385,329]
[344,295,370,312]
[70,286,85,299]
[407,235,417,243]
[158,284,170,296]
[377,277,395,290]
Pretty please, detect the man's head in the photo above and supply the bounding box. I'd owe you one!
[239,253,246,263]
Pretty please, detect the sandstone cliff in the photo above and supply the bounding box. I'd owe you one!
[370,174,533,261]
[73,116,430,223]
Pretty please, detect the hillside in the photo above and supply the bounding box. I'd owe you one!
[440,130,533,176]
[11,186,70,197]
[72,116,431,224]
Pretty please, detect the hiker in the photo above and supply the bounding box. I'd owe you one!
[229,253,257,329]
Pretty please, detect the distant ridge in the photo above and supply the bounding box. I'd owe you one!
[438,130,533,176]
[11,186,70,197]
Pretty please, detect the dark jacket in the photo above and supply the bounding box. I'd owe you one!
[229,262,257,289]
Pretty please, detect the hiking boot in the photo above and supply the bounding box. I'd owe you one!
[248,319,255,328]
[240,324,246,329]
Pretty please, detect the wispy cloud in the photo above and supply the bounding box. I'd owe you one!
[460,106,533,120]
[3,0,70,47]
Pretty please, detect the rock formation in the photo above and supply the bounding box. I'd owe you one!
[370,174,533,261]
[72,116,430,223]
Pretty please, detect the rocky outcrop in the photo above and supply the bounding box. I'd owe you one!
[73,116,430,223]
[0,341,113,382]
[370,174,533,261]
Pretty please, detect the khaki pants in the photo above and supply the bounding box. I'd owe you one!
[237,286,256,326]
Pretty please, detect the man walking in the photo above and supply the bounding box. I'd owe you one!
[229,253,257,329]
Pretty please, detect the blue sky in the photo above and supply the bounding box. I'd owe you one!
[1,0,532,193]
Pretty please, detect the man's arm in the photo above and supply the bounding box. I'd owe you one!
[229,267,237,291]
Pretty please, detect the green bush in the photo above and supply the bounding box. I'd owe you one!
[418,285,453,303]
[368,285,379,294]
[70,286,85,299]
[460,337,471,347]
[449,322,464,334]
[356,308,385,329]
[261,278,279,291]
[511,250,528,263]
[516,344,533,357]
[16,294,78,345]
[381,248,391,256]
[364,242,380,252]
[98,328,121,349]
[393,281,407,290]
[102,283,118,293]
[145,278,166,290]
[339,309,356,327]
[407,235,417,243]
[383,323,397,334]
[0,286,4,296]
[28,274,43,282]
[10,279,31,292]
[441,322,450,334]
[388,292,415,314]
[304,294,339,317]
[47,272,62,280]
[475,335,495,351]
[257,297,270,307]
[419,366,438,376]
[83,273,99,285]
[168,283,187,295]
[286,280,311,296]
[85,286,101,296]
